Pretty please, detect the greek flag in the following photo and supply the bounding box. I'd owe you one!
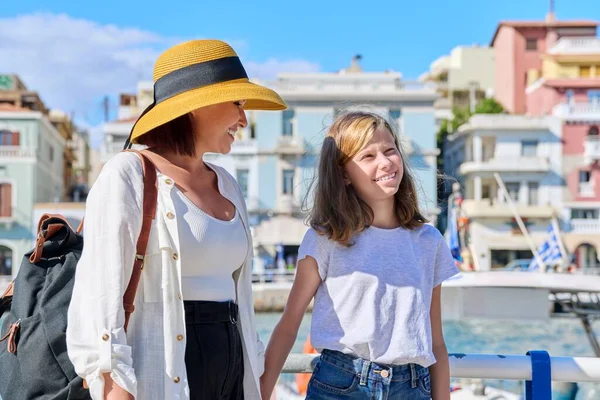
[448,206,462,263]
[528,222,564,271]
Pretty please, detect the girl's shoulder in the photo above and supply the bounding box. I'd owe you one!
[409,223,445,245]
[303,226,332,244]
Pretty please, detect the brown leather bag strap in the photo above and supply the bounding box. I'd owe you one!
[122,149,158,332]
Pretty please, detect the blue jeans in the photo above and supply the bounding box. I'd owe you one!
[306,350,432,400]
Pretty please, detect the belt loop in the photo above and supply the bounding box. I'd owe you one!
[360,360,370,386]
[410,364,417,388]
[229,301,237,324]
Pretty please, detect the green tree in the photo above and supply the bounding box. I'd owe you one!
[474,98,505,114]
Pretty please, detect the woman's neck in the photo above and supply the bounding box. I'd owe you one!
[148,148,208,175]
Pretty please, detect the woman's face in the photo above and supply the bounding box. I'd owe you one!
[189,100,247,155]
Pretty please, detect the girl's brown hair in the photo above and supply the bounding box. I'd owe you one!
[308,110,427,246]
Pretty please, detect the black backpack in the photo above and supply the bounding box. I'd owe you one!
[0,150,157,399]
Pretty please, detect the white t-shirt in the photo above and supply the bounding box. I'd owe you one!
[298,224,459,367]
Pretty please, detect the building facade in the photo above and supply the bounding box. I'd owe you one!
[527,36,600,116]
[444,114,563,271]
[491,15,597,114]
[0,104,66,288]
[555,103,600,273]
[420,45,496,124]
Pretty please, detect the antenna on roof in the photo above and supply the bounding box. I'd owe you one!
[546,0,556,22]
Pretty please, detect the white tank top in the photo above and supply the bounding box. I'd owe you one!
[172,187,248,302]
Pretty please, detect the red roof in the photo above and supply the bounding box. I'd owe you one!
[491,20,599,46]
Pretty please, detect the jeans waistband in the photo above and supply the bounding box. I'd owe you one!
[184,300,238,324]
[320,349,428,383]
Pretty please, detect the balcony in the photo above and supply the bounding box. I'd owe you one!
[0,146,36,159]
[578,182,595,198]
[570,218,600,234]
[553,102,600,122]
[276,194,300,214]
[584,136,600,164]
[548,37,600,55]
[459,157,551,175]
[276,136,304,154]
[230,139,258,155]
[461,199,554,219]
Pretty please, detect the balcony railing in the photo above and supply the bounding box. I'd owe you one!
[549,37,600,55]
[0,146,36,159]
[579,182,595,198]
[570,218,600,233]
[461,199,554,219]
[276,136,304,154]
[276,194,300,214]
[230,139,258,154]
[459,157,550,175]
[553,102,600,121]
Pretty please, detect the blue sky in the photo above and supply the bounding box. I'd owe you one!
[0,0,599,142]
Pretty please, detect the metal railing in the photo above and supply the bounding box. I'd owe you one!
[282,352,600,398]
[252,270,296,284]
[282,352,600,382]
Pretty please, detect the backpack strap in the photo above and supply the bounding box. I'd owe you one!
[73,150,157,332]
[30,214,73,263]
[122,150,157,332]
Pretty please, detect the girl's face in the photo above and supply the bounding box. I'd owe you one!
[344,127,404,204]
[189,100,248,154]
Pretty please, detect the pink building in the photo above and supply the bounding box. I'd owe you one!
[491,16,597,114]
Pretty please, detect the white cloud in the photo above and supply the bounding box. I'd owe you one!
[0,13,320,147]
[0,13,171,127]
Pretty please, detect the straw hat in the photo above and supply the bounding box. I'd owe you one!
[130,39,287,143]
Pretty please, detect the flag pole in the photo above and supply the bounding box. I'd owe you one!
[493,173,547,273]
[551,213,569,268]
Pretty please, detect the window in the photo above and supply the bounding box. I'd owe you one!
[504,182,520,202]
[282,109,294,136]
[521,140,538,157]
[0,130,19,145]
[580,66,592,78]
[236,169,249,199]
[571,209,599,219]
[589,90,600,104]
[580,170,591,183]
[589,126,599,136]
[566,89,574,104]
[526,38,538,51]
[528,182,539,205]
[0,246,12,276]
[0,183,11,217]
[49,145,54,162]
[482,184,491,199]
[282,169,295,195]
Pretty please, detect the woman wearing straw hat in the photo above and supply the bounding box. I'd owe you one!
[66,39,286,400]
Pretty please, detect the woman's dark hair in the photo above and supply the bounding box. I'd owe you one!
[136,112,196,157]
